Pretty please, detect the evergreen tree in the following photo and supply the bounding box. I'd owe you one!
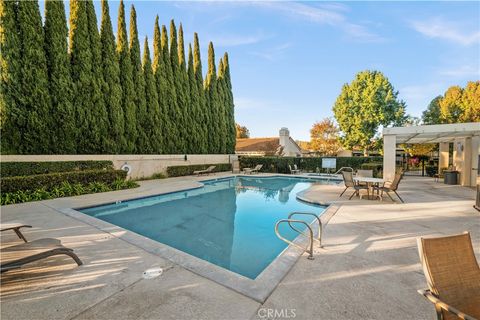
[193,33,208,153]
[162,24,180,153]
[223,53,236,153]
[216,57,227,154]
[152,17,168,153]
[44,0,76,154]
[205,42,219,153]
[86,0,109,153]
[117,0,137,153]
[187,43,202,154]
[143,37,162,153]
[169,20,186,153]
[69,0,91,153]
[130,5,148,153]
[178,24,194,153]
[0,0,22,154]
[17,0,52,154]
[100,0,125,153]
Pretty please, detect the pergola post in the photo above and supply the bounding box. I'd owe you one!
[383,134,396,182]
[439,142,449,173]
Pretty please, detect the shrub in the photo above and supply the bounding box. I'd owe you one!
[360,162,383,178]
[166,163,232,177]
[1,179,138,205]
[1,169,127,193]
[238,156,383,174]
[1,161,114,177]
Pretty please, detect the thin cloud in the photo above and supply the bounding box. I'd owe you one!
[411,17,480,46]
[208,31,270,47]
[249,42,292,61]
[250,2,386,43]
[439,64,480,78]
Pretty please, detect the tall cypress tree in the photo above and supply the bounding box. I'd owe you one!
[117,0,137,153]
[216,57,228,154]
[169,20,185,153]
[129,5,148,153]
[187,44,202,154]
[223,53,236,153]
[193,33,208,154]
[177,23,194,153]
[143,37,162,153]
[44,0,75,154]
[17,0,52,154]
[152,16,168,153]
[0,0,22,154]
[69,0,91,154]
[100,0,125,153]
[162,24,180,153]
[86,0,109,153]
[205,42,219,153]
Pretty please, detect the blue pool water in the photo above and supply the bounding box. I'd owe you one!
[80,176,330,279]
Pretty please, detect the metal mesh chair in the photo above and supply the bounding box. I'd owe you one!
[340,171,368,199]
[417,232,480,320]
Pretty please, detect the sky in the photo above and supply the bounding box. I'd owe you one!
[48,1,480,141]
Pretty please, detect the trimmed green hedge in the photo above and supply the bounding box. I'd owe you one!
[1,179,138,205]
[1,169,127,193]
[167,163,232,177]
[1,161,114,177]
[238,156,383,174]
[360,162,383,178]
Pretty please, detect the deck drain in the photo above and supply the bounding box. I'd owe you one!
[142,267,163,279]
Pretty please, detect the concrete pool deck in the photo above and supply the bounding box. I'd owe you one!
[1,174,479,320]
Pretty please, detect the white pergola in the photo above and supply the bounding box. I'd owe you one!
[382,122,480,187]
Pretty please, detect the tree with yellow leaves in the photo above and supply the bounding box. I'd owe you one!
[309,118,342,156]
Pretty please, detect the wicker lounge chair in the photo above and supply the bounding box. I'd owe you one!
[1,222,32,242]
[373,173,404,203]
[193,165,216,176]
[243,164,262,174]
[1,238,83,273]
[417,232,480,320]
[340,171,368,199]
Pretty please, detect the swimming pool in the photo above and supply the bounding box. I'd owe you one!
[80,176,328,279]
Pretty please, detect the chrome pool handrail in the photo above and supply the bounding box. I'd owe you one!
[275,219,315,260]
[287,212,323,248]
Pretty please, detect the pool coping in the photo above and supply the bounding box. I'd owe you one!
[58,175,340,303]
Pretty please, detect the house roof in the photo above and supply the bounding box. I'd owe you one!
[235,138,280,152]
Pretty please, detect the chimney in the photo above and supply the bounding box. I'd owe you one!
[279,127,289,147]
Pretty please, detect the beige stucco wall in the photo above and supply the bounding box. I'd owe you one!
[0,154,236,179]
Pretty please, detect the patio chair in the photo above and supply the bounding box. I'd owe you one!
[243,164,263,174]
[193,165,216,176]
[373,173,404,203]
[289,165,300,174]
[356,169,373,186]
[1,238,83,273]
[1,222,32,242]
[294,164,302,173]
[340,171,368,200]
[417,232,480,320]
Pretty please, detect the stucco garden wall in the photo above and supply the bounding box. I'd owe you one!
[0,154,236,179]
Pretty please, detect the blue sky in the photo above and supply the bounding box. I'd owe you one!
[54,1,480,140]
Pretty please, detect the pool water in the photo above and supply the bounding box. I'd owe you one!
[80,176,328,279]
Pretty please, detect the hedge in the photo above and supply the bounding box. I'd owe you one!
[1,169,127,193]
[238,156,383,174]
[360,162,383,178]
[1,161,114,177]
[166,163,232,177]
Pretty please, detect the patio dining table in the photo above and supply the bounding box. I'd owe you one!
[354,176,385,200]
